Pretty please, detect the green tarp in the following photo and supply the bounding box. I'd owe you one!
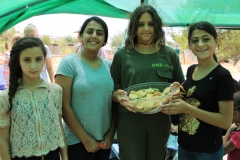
[0,0,240,34]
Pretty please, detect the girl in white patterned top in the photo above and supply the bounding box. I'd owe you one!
[0,37,68,160]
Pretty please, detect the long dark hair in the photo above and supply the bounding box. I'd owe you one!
[8,37,46,110]
[125,4,165,48]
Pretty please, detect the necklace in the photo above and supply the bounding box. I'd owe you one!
[137,42,154,45]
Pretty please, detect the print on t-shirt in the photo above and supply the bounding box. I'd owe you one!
[179,86,200,135]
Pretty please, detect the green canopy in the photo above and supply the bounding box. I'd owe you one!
[0,0,240,34]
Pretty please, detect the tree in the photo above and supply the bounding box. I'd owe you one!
[165,27,189,64]
[165,28,240,65]
[64,35,77,45]
[110,32,124,49]
[53,36,77,55]
[42,35,51,46]
[216,30,240,65]
[166,27,188,51]
[0,27,20,54]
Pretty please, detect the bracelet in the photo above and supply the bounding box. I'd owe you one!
[82,137,92,145]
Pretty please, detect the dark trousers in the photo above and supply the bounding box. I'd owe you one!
[12,148,60,160]
[68,142,111,160]
[117,112,170,160]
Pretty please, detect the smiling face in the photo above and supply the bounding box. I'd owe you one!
[81,20,105,52]
[19,47,45,80]
[136,12,154,44]
[189,29,218,60]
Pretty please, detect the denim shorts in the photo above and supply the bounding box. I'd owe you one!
[178,145,223,160]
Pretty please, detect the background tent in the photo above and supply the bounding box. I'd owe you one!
[0,0,240,34]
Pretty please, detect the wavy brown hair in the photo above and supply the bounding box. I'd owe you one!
[8,37,46,110]
[125,4,165,48]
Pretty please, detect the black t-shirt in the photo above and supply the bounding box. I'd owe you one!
[178,64,234,153]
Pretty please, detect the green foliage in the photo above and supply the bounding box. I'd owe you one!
[41,35,51,46]
[165,27,188,51]
[53,36,77,55]
[64,35,77,45]
[54,37,68,55]
[0,27,20,54]
[110,32,124,49]
[216,30,240,65]
[166,27,240,65]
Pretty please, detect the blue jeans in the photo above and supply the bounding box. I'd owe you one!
[178,145,223,160]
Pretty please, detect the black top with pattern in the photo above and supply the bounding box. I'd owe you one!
[179,64,234,153]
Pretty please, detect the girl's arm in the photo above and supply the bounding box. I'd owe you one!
[101,103,118,149]
[59,116,68,160]
[55,75,99,153]
[161,99,233,130]
[0,127,11,160]
[112,84,125,103]
[223,124,238,155]
[224,139,236,155]
[45,58,55,83]
[223,128,232,145]
[223,124,237,145]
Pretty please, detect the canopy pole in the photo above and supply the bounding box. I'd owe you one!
[141,0,148,5]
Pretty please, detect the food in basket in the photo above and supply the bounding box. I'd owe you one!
[124,82,185,114]
[129,87,171,99]
[128,87,170,112]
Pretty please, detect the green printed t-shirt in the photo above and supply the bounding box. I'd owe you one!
[110,45,185,112]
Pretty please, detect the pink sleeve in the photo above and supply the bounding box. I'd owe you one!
[98,48,108,59]
[230,131,240,149]
[3,53,10,87]
[76,43,83,53]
